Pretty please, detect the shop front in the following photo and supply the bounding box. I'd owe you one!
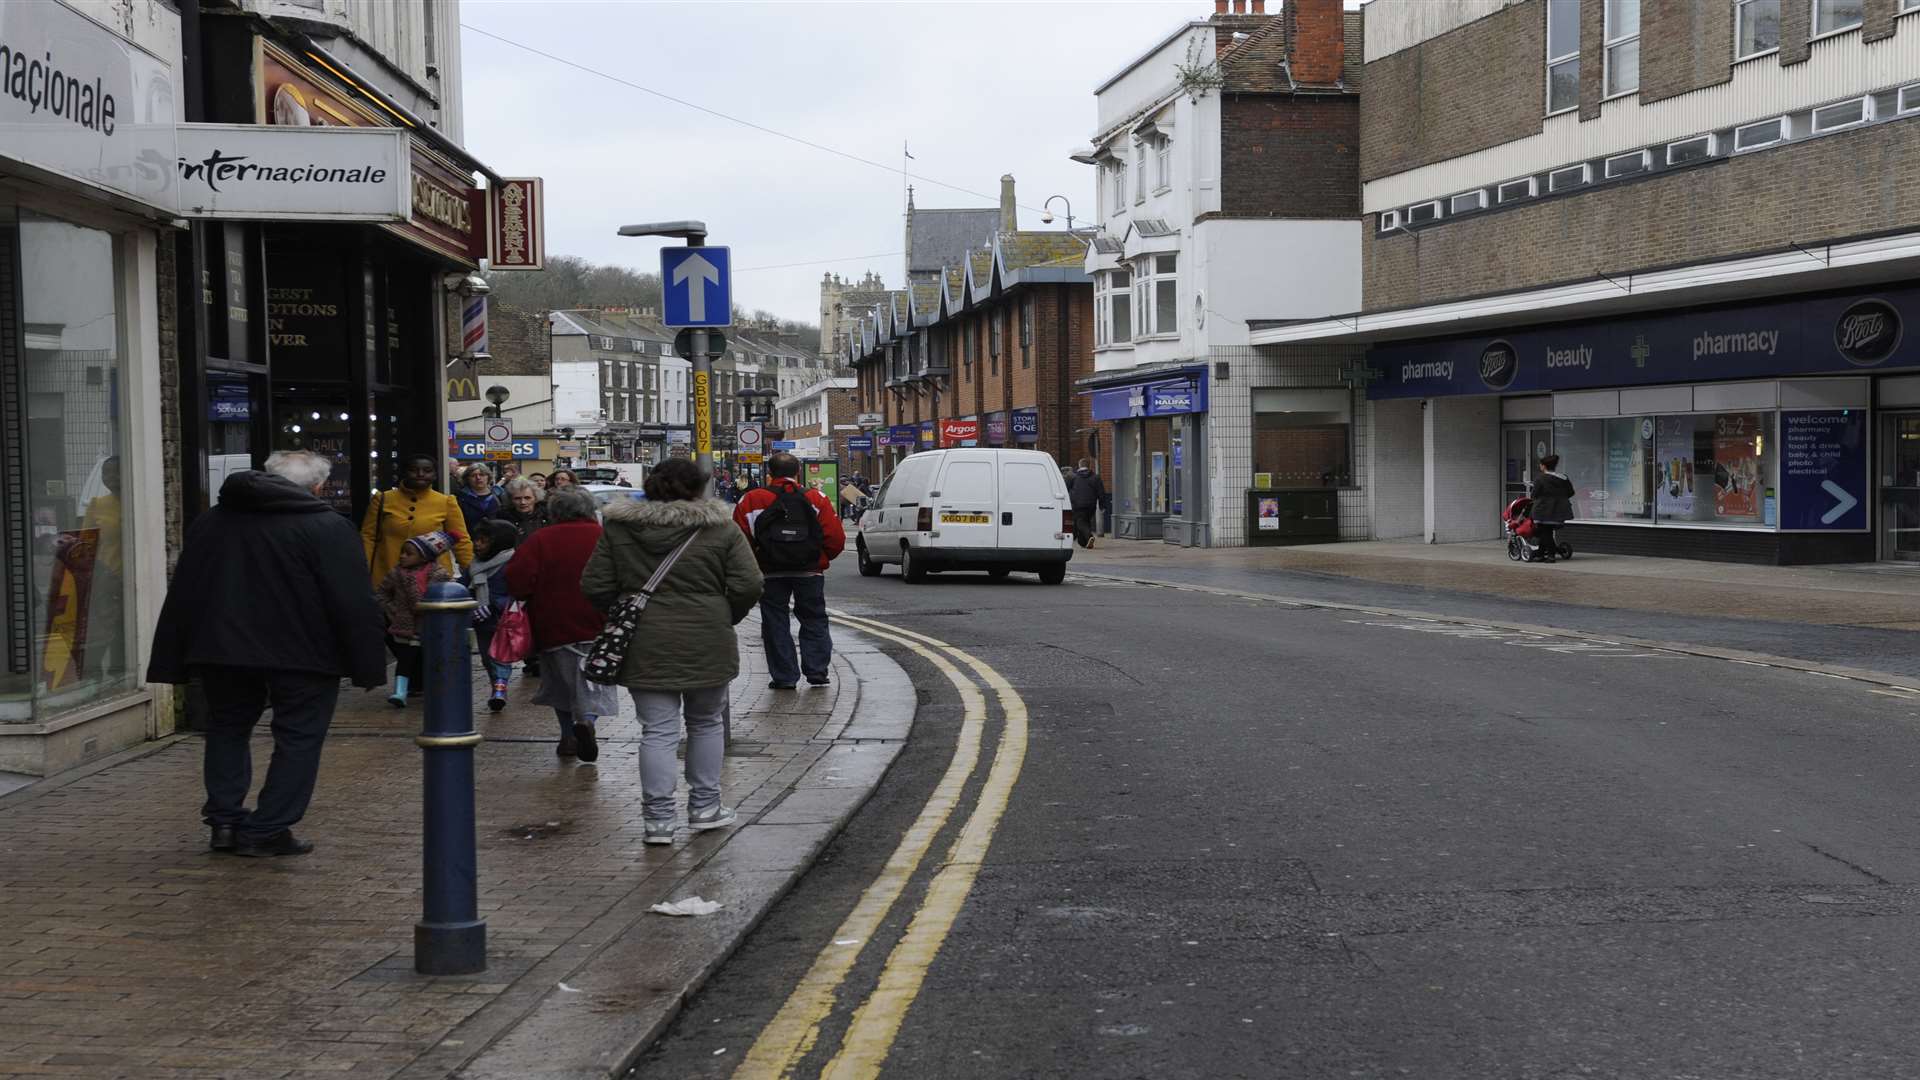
[1085,369,1209,543]
[1367,285,1919,564]
[0,0,181,772]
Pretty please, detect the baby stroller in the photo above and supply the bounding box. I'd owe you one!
[1503,496,1573,563]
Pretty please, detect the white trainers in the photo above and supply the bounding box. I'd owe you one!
[644,821,676,845]
[688,805,738,831]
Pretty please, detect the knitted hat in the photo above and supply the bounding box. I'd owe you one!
[405,530,454,561]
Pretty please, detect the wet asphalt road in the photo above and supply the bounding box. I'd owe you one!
[640,560,1920,1079]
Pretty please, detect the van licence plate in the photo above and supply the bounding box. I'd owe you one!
[940,512,991,525]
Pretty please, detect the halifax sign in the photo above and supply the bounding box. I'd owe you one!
[1367,287,1916,400]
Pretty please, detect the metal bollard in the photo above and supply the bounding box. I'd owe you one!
[414,580,487,975]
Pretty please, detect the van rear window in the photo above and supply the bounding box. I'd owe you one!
[942,461,996,502]
[1000,462,1056,503]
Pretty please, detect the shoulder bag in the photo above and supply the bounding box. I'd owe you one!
[582,528,701,685]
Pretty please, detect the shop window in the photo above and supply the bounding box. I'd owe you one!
[3,212,138,718]
[1736,0,1781,57]
[1553,412,1775,526]
[1604,0,1640,97]
[1813,0,1865,35]
[1546,0,1581,114]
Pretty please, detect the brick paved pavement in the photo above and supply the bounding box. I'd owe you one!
[0,619,913,1079]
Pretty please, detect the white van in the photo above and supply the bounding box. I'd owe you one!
[854,448,1073,584]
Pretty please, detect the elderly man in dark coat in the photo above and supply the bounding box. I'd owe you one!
[148,450,386,857]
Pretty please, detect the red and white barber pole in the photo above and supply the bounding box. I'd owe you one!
[462,295,488,356]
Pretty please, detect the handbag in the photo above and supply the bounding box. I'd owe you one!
[487,601,534,665]
[582,529,700,685]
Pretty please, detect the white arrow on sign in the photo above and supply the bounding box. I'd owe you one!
[673,252,721,323]
[1820,479,1858,525]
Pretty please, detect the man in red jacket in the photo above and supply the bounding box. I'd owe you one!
[733,453,846,689]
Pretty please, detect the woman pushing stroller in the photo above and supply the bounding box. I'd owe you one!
[1505,454,1576,563]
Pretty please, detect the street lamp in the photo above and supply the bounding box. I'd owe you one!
[1040,195,1076,231]
[480,384,510,419]
[619,220,716,477]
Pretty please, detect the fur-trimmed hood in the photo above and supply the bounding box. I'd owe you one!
[601,496,734,555]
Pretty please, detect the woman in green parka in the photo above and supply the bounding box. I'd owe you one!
[582,459,763,846]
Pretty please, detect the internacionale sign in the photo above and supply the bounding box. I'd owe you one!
[0,0,177,213]
[175,124,410,220]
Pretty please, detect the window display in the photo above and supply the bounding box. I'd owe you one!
[1554,411,1775,528]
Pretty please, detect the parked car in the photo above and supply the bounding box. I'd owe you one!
[582,483,645,519]
[854,448,1072,584]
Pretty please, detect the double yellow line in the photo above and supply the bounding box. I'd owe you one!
[733,611,1029,1080]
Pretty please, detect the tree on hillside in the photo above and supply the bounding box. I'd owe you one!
[483,255,663,313]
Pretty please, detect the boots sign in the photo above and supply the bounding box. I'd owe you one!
[175,124,410,220]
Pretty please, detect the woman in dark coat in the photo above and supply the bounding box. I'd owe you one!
[1528,454,1576,563]
[454,465,503,528]
[501,488,612,760]
[501,476,550,543]
[583,459,763,845]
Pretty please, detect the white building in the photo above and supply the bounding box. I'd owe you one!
[1078,0,1367,546]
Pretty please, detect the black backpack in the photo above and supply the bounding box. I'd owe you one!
[753,485,823,572]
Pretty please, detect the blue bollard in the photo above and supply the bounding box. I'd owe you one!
[414,580,487,975]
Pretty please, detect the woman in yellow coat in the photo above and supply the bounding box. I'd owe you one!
[361,454,474,584]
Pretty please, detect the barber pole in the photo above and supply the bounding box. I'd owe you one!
[462,295,488,356]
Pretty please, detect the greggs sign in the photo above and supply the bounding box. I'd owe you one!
[938,418,981,446]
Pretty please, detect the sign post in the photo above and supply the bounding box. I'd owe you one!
[660,242,733,477]
[736,421,765,465]
[482,418,513,456]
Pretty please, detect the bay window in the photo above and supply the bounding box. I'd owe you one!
[1096,270,1132,347]
[1134,254,1177,338]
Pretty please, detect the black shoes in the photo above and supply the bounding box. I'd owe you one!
[769,681,797,691]
[232,830,314,858]
[556,736,578,758]
[209,825,237,852]
[806,674,831,687]
[571,719,600,763]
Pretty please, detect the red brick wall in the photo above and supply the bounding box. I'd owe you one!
[1220,93,1360,219]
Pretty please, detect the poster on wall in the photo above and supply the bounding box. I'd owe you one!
[1655,416,1695,518]
[807,461,839,500]
[1780,410,1869,530]
[1257,498,1280,530]
[1712,413,1763,519]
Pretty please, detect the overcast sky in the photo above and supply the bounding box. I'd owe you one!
[460,1,1204,324]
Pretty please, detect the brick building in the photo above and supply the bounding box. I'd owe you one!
[841,179,1099,483]
[1254,0,1920,564]
[774,376,860,478]
[1075,0,1368,548]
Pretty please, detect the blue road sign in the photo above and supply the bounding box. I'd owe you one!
[771,440,797,451]
[661,246,732,328]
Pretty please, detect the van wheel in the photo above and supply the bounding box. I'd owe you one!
[987,569,1011,581]
[900,545,927,583]
[1037,564,1067,585]
[857,540,882,577]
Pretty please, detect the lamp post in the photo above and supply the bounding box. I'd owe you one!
[618,221,716,478]
[1040,195,1076,231]
[481,385,509,419]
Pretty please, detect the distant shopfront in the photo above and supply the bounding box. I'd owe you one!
[1085,368,1209,543]
[1367,285,1920,564]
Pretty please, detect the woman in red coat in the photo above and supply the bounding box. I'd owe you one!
[501,488,614,762]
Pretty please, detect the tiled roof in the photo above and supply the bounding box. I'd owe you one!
[1217,9,1364,95]
[910,208,1001,274]
[998,231,1085,272]
[909,281,941,324]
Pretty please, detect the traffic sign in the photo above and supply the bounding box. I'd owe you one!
[771,440,796,451]
[483,418,513,455]
[661,246,732,328]
[673,328,728,360]
[736,422,764,453]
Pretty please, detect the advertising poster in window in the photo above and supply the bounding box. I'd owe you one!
[1655,416,1695,517]
[39,529,99,691]
[1713,413,1763,519]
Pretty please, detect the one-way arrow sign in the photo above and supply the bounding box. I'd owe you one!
[661,246,732,328]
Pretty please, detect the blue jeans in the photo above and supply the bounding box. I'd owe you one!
[474,626,512,684]
[759,574,831,686]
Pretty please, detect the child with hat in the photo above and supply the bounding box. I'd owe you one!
[375,530,455,707]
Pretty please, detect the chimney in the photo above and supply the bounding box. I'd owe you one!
[1231,0,1246,12]
[1251,0,1264,11]
[1288,0,1346,85]
[999,174,1017,235]
[1214,0,1227,11]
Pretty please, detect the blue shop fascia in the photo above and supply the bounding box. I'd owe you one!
[1367,283,1920,564]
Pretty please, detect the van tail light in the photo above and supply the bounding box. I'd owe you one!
[917,507,933,532]
[1061,509,1073,533]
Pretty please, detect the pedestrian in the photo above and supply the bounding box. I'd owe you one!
[455,464,503,528]
[465,519,520,712]
[528,471,548,492]
[733,451,846,690]
[839,479,865,521]
[146,450,386,858]
[547,468,580,491]
[502,488,613,761]
[1067,458,1106,549]
[501,475,550,544]
[584,458,763,844]
[1528,454,1576,563]
[362,454,472,584]
[375,531,455,707]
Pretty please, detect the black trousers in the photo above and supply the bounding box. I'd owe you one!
[1534,523,1559,555]
[1071,507,1097,547]
[386,636,423,682]
[199,667,339,842]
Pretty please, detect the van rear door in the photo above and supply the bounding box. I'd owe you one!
[932,452,999,551]
[998,454,1067,552]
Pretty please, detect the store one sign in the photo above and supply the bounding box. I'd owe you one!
[175,123,410,220]
[0,0,177,214]
[1012,408,1039,442]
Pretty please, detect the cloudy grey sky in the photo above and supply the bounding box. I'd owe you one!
[460,1,1202,323]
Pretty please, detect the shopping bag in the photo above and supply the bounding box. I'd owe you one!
[487,601,533,664]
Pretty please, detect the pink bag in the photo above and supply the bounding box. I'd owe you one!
[488,601,533,665]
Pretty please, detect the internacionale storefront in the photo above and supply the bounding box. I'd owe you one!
[1253,0,1920,564]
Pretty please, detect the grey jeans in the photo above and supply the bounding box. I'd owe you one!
[631,685,730,823]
